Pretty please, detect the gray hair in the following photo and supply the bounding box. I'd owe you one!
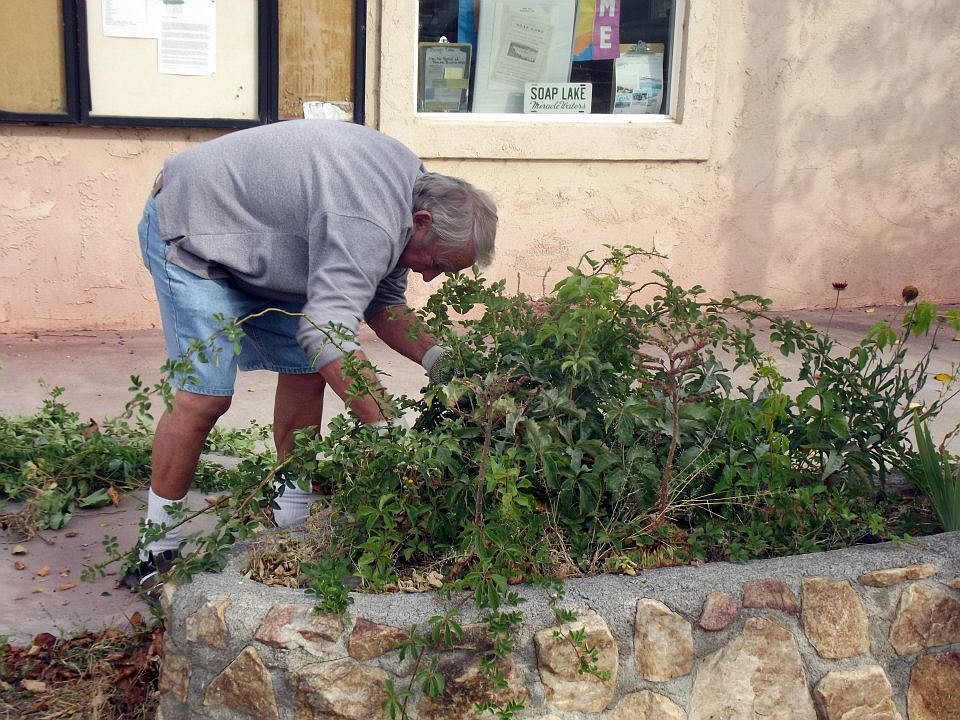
[412,172,497,268]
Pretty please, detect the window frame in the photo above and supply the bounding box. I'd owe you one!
[379,0,717,160]
[0,0,370,129]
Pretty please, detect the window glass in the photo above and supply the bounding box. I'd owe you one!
[417,0,674,115]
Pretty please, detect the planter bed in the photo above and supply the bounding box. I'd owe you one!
[158,531,960,720]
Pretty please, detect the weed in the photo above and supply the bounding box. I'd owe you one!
[905,414,960,531]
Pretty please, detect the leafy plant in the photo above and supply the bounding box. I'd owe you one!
[7,246,957,720]
[0,384,273,535]
[0,386,151,532]
[72,244,952,589]
[905,414,960,531]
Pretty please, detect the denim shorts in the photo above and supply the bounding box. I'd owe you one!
[138,195,317,396]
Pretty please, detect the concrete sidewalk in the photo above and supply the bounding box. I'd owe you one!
[1,306,958,645]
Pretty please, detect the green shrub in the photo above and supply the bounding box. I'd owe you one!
[284,247,951,588]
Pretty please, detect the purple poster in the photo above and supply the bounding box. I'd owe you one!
[592,0,621,61]
[573,0,621,62]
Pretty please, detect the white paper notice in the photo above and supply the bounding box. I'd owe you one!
[158,0,216,76]
[492,8,555,87]
[103,0,161,39]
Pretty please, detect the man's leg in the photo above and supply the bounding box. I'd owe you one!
[142,390,232,555]
[152,390,233,498]
[272,372,326,526]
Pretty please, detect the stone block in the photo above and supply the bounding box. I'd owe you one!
[185,597,231,649]
[689,617,815,720]
[417,655,528,720]
[907,651,960,720]
[858,563,937,587]
[534,610,618,713]
[348,617,409,660]
[255,603,344,657]
[742,578,799,614]
[604,690,687,719]
[698,591,739,631]
[294,658,390,720]
[889,583,960,655]
[158,639,190,703]
[203,646,280,720]
[800,577,870,658]
[814,665,901,720]
[635,598,694,681]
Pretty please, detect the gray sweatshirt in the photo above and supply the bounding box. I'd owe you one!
[155,120,424,369]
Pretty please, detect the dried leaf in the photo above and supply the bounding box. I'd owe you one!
[21,679,47,693]
[81,419,100,439]
[57,582,77,591]
[14,561,26,571]
[36,566,50,577]
[865,307,876,314]
[64,531,79,538]
[11,545,27,555]
[107,486,122,506]
[31,587,44,594]
[129,611,145,628]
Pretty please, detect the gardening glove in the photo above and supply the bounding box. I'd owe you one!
[421,345,455,385]
[273,473,315,528]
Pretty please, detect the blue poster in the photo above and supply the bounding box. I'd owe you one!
[458,0,477,48]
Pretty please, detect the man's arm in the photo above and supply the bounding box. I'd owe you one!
[366,305,437,364]
[317,352,391,424]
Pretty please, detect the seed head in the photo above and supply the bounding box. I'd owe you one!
[902,285,919,303]
[832,281,848,291]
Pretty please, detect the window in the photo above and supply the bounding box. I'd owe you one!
[0,0,364,128]
[417,0,676,115]
[380,0,718,160]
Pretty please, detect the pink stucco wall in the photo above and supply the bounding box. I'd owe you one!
[1,0,957,333]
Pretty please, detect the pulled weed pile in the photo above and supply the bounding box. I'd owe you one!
[0,619,162,720]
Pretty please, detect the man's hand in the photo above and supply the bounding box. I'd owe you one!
[421,345,455,384]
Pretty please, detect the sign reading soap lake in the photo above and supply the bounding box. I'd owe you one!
[523,82,592,114]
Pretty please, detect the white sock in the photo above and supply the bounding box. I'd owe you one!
[273,475,314,528]
[141,488,186,559]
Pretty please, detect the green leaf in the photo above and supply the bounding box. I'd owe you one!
[821,451,844,481]
[78,488,112,509]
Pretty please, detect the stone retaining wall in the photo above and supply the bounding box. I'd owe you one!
[158,532,960,719]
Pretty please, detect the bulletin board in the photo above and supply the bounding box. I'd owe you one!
[0,1,69,115]
[84,0,260,121]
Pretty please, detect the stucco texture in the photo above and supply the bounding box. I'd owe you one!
[1,0,957,333]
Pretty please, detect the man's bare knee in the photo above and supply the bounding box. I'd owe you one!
[171,390,232,428]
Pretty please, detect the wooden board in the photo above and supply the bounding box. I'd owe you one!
[279,0,355,119]
[0,0,67,114]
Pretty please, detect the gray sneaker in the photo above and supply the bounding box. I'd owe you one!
[120,549,180,602]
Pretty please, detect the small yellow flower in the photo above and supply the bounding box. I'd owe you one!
[933,373,953,383]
